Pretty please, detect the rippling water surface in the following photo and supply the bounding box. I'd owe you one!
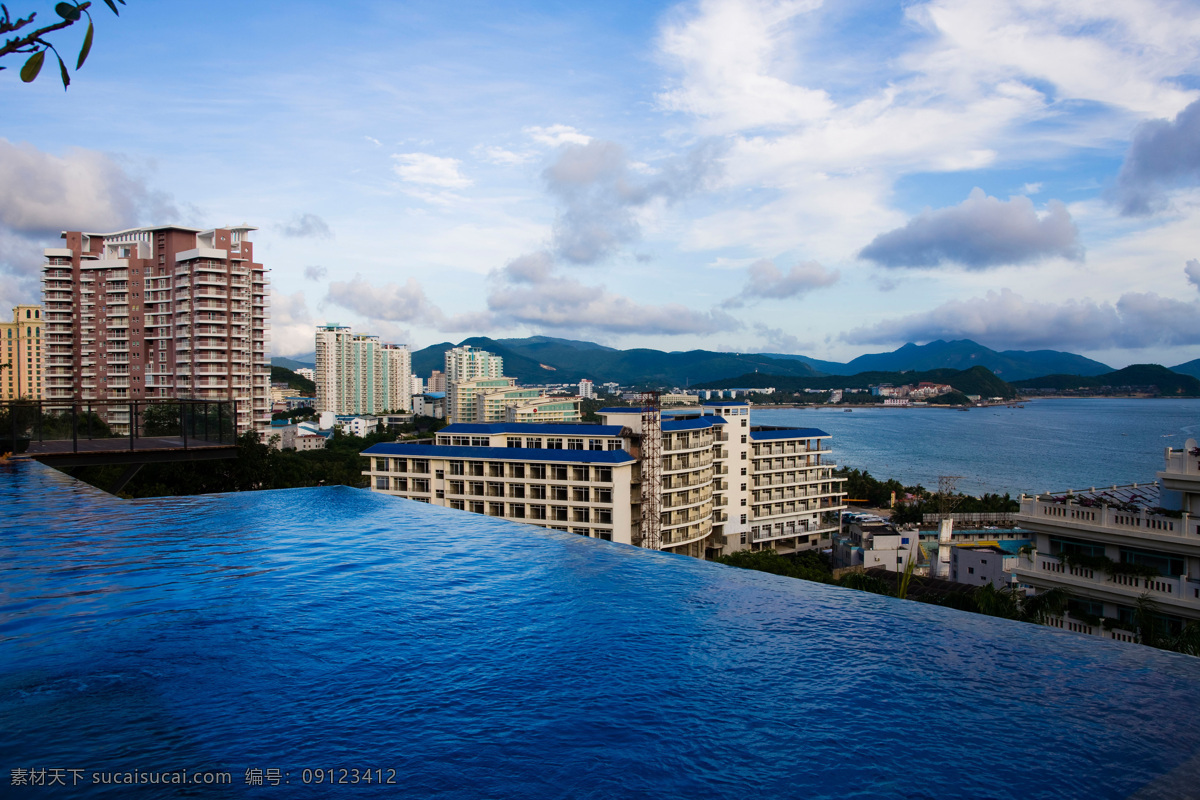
[756,398,1200,497]
[3,461,1200,798]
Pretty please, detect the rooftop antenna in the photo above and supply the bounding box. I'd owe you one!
[638,391,662,551]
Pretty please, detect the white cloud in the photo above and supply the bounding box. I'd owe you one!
[524,124,593,147]
[1187,259,1200,291]
[473,145,535,165]
[723,258,839,307]
[271,290,316,357]
[391,153,473,188]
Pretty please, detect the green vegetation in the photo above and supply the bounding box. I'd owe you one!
[696,365,1017,400]
[835,468,926,507]
[926,390,971,405]
[271,366,316,396]
[1011,364,1200,396]
[2,1,123,89]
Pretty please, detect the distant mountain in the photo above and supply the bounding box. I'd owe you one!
[1170,359,1200,380]
[272,354,315,370]
[697,365,1018,399]
[412,337,820,386]
[1011,364,1200,396]
[763,340,1111,381]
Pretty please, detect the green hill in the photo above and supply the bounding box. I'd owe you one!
[696,365,1017,399]
[1012,364,1200,396]
[270,366,316,396]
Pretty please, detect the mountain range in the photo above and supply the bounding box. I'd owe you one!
[271,337,1200,388]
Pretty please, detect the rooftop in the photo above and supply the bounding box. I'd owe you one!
[439,422,625,436]
[363,443,636,464]
[749,427,831,441]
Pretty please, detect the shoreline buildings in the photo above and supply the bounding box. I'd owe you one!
[1015,440,1200,640]
[41,226,271,433]
[314,324,413,415]
[443,344,582,424]
[2,304,43,400]
[362,402,845,559]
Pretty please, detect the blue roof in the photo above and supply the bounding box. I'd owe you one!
[703,401,749,407]
[363,443,636,464]
[424,392,446,399]
[440,423,626,436]
[662,416,726,431]
[749,427,830,441]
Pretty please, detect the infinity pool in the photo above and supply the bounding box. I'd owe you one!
[2,460,1198,798]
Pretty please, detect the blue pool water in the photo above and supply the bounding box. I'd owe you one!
[3,460,1200,799]
[755,398,1200,497]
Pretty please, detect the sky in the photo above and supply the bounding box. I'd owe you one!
[3,0,1200,368]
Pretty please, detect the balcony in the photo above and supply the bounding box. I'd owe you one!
[1014,555,1197,613]
[1017,494,1198,550]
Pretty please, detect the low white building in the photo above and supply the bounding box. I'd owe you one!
[950,544,1017,589]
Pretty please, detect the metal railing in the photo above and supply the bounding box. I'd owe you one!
[2,398,237,455]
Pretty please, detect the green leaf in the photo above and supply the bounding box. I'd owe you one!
[57,54,70,89]
[77,21,94,69]
[56,3,82,21]
[20,50,45,83]
[103,0,120,14]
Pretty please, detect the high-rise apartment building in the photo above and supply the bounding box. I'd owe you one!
[1014,442,1200,643]
[444,344,503,383]
[41,226,271,432]
[1,304,43,400]
[428,370,446,393]
[579,379,594,400]
[362,403,845,559]
[314,324,412,415]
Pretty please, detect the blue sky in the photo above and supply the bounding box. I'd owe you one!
[3,0,1200,368]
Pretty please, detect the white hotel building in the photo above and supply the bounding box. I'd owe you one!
[1014,440,1200,641]
[362,402,845,559]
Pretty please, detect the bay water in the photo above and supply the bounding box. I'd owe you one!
[753,398,1200,498]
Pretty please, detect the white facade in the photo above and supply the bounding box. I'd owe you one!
[444,345,503,383]
[294,367,315,381]
[1014,441,1200,642]
[579,379,595,400]
[363,404,845,559]
[314,324,412,415]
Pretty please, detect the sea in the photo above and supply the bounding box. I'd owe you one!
[753,397,1200,498]
[3,460,1200,799]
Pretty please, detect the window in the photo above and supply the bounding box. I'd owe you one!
[740,514,747,524]
[741,419,747,427]
[551,465,568,480]
[607,441,622,450]
[526,437,542,449]
[740,467,747,476]
[488,503,503,517]
[469,481,484,496]
[530,505,547,520]
[435,490,444,499]
[412,459,429,474]
[546,437,563,450]
[435,469,444,479]
[572,487,589,502]
[470,501,485,514]
[375,458,388,471]
[741,483,747,491]
[530,464,546,480]
[567,438,584,450]
[449,461,464,475]
[589,439,604,451]
[509,484,526,498]
[741,453,747,460]
[449,480,464,494]
[740,533,747,544]
[450,500,465,510]
[411,478,430,493]
[488,462,504,477]
[595,488,612,503]
[551,486,569,501]
[572,466,589,482]
[741,498,747,506]
[509,503,526,518]
[968,567,975,575]
[375,476,389,490]
[594,467,612,483]
[394,478,408,491]
[509,464,526,479]
[487,482,504,497]
[507,437,522,448]
[530,485,546,500]
[596,509,612,524]
[740,435,747,443]
[551,506,569,521]
[573,508,590,523]
[596,530,612,541]
[468,461,484,476]
[471,436,488,446]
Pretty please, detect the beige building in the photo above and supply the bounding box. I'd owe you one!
[1014,441,1200,642]
[314,324,412,415]
[2,304,43,400]
[504,396,582,423]
[363,402,845,559]
[42,226,271,432]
